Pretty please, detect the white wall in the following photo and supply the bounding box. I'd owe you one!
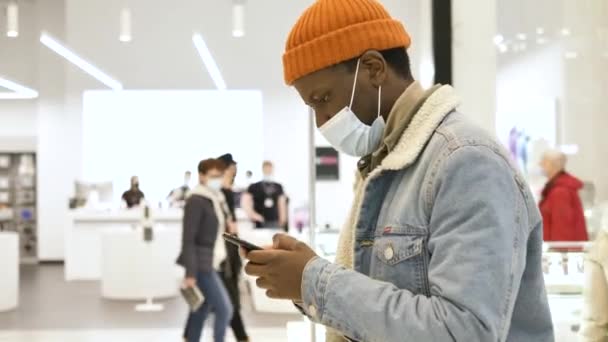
[452,0,497,134]
[0,0,38,148]
[496,43,563,146]
[560,0,608,202]
[36,0,70,260]
[82,90,264,202]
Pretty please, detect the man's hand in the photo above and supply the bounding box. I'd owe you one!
[244,234,317,301]
[183,277,196,288]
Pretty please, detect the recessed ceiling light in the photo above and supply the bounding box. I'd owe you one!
[40,32,123,90]
[561,28,571,36]
[232,1,245,38]
[536,37,547,45]
[516,33,527,41]
[119,8,132,43]
[498,43,508,53]
[0,76,39,99]
[536,27,545,35]
[564,51,578,59]
[6,1,18,38]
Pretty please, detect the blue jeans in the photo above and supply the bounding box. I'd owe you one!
[185,271,233,342]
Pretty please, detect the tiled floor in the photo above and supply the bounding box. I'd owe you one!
[0,328,288,342]
[0,264,301,340]
[0,265,582,341]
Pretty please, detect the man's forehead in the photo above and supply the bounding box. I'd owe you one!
[294,66,347,93]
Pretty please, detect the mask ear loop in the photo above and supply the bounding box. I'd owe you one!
[349,59,361,109]
[377,86,382,119]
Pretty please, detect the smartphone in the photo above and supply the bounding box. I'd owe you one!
[222,233,263,251]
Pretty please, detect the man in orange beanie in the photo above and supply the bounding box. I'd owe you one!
[244,0,554,341]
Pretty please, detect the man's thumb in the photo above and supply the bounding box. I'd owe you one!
[273,233,298,250]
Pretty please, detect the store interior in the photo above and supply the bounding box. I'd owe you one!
[1,0,607,341]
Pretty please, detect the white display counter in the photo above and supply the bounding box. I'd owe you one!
[65,208,182,281]
[0,232,19,311]
[101,226,182,300]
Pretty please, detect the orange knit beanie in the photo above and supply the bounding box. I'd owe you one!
[283,0,411,85]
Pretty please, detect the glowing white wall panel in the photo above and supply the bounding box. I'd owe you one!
[82,90,263,203]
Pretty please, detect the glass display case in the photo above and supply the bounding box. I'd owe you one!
[543,241,591,341]
[0,153,37,262]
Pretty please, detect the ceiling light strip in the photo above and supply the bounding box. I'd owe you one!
[192,33,227,90]
[40,32,123,90]
[0,76,39,99]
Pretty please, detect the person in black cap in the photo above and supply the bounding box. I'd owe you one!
[217,154,238,223]
[216,153,250,342]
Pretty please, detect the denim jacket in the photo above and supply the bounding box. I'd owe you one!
[300,86,554,342]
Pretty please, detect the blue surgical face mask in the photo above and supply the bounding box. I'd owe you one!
[207,178,223,191]
[319,59,385,157]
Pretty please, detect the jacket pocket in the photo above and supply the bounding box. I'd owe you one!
[371,234,427,294]
[374,236,423,266]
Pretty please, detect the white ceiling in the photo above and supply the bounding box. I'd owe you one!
[0,0,423,91]
[496,0,608,64]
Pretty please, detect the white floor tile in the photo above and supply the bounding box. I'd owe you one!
[0,328,289,342]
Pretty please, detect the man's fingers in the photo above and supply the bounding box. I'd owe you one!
[273,233,299,250]
[241,244,277,259]
[255,277,272,290]
[247,249,280,264]
[266,289,281,299]
[244,262,267,277]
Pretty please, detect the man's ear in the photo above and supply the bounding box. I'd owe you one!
[360,50,387,88]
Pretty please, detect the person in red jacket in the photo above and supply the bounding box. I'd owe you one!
[539,149,588,242]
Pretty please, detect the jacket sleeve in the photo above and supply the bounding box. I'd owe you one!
[548,187,575,241]
[182,197,204,277]
[299,146,527,342]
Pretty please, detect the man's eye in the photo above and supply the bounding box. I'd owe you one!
[320,95,330,103]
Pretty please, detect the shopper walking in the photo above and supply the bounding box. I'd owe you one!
[539,149,588,242]
[177,158,233,342]
[243,0,554,341]
[217,153,250,342]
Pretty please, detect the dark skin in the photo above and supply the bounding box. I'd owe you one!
[244,50,415,302]
[294,50,413,128]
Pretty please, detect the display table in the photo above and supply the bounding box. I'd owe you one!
[101,226,182,300]
[0,232,19,311]
[65,208,182,281]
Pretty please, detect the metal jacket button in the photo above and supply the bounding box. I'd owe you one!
[384,246,394,260]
